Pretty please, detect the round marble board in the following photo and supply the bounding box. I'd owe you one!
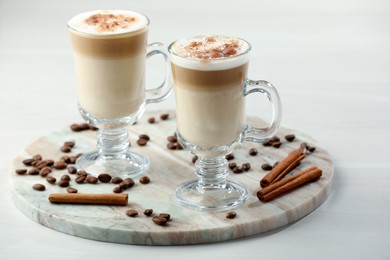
[9,110,334,245]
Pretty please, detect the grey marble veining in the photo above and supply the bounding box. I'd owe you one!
[8,111,334,245]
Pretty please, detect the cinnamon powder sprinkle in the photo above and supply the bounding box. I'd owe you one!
[185,36,240,59]
[85,14,136,32]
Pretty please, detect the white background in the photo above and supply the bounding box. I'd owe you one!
[1,0,389,259]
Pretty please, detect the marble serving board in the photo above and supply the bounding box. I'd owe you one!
[8,110,334,245]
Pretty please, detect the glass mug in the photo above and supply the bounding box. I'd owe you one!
[169,35,282,210]
[68,10,172,177]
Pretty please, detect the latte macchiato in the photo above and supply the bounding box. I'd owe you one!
[68,10,149,119]
[169,35,250,148]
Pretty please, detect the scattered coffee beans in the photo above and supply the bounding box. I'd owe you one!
[32,183,45,191]
[66,187,78,193]
[86,176,98,184]
[159,213,170,221]
[152,215,167,226]
[249,148,258,156]
[111,176,123,184]
[139,134,150,141]
[15,169,27,175]
[67,166,77,174]
[58,180,70,188]
[60,145,72,153]
[143,208,153,216]
[261,163,273,171]
[160,113,169,120]
[228,162,237,170]
[139,176,150,184]
[136,138,148,146]
[126,209,138,217]
[75,175,86,184]
[98,173,112,183]
[242,163,251,172]
[226,211,237,219]
[22,158,34,166]
[285,134,295,142]
[53,161,67,170]
[225,153,235,160]
[232,167,243,174]
[167,135,177,143]
[148,117,156,124]
[113,186,122,193]
[122,178,135,188]
[28,168,39,175]
[46,176,56,184]
[39,166,52,177]
[262,139,273,146]
[192,156,198,163]
[61,174,71,181]
[272,141,282,148]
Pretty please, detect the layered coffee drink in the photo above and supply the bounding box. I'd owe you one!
[68,10,149,119]
[169,35,250,148]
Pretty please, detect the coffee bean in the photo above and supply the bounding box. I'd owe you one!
[225,153,235,160]
[285,134,296,142]
[32,154,42,161]
[126,209,138,217]
[66,187,78,193]
[139,176,150,184]
[70,123,82,132]
[119,182,129,190]
[86,176,98,184]
[60,145,72,153]
[192,156,198,163]
[139,134,150,141]
[308,146,316,152]
[53,161,67,170]
[28,168,39,175]
[228,162,237,170]
[67,166,77,174]
[272,141,282,148]
[22,158,34,166]
[60,155,71,163]
[111,176,123,184]
[39,166,52,177]
[61,174,71,181]
[270,136,280,143]
[89,125,98,131]
[64,141,75,148]
[46,176,56,184]
[160,113,169,120]
[113,186,122,193]
[75,175,86,184]
[58,180,70,188]
[262,139,273,146]
[148,117,156,124]
[98,173,112,183]
[76,170,88,177]
[273,161,279,168]
[232,167,243,174]
[167,136,177,143]
[152,216,167,226]
[136,138,148,146]
[242,163,251,171]
[175,142,183,150]
[68,156,77,164]
[143,208,153,216]
[261,163,273,171]
[226,211,237,219]
[300,142,308,151]
[159,213,170,221]
[45,159,55,167]
[15,169,27,175]
[249,148,258,156]
[167,142,177,150]
[123,178,135,188]
[32,183,45,191]
[80,123,90,130]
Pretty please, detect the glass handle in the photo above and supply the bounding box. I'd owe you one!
[145,42,173,104]
[243,79,282,143]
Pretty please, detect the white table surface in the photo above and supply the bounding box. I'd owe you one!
[1,0,389,259]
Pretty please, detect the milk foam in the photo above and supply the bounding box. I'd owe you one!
[169,35,250,71]
[68,10,148,35]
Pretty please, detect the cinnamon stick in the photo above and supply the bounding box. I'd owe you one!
[260,149,305,188]
[257,166,322,202]
[48,193,128,206]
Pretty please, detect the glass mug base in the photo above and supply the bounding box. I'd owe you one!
[175,180,248,211]
[76,151,149,177]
